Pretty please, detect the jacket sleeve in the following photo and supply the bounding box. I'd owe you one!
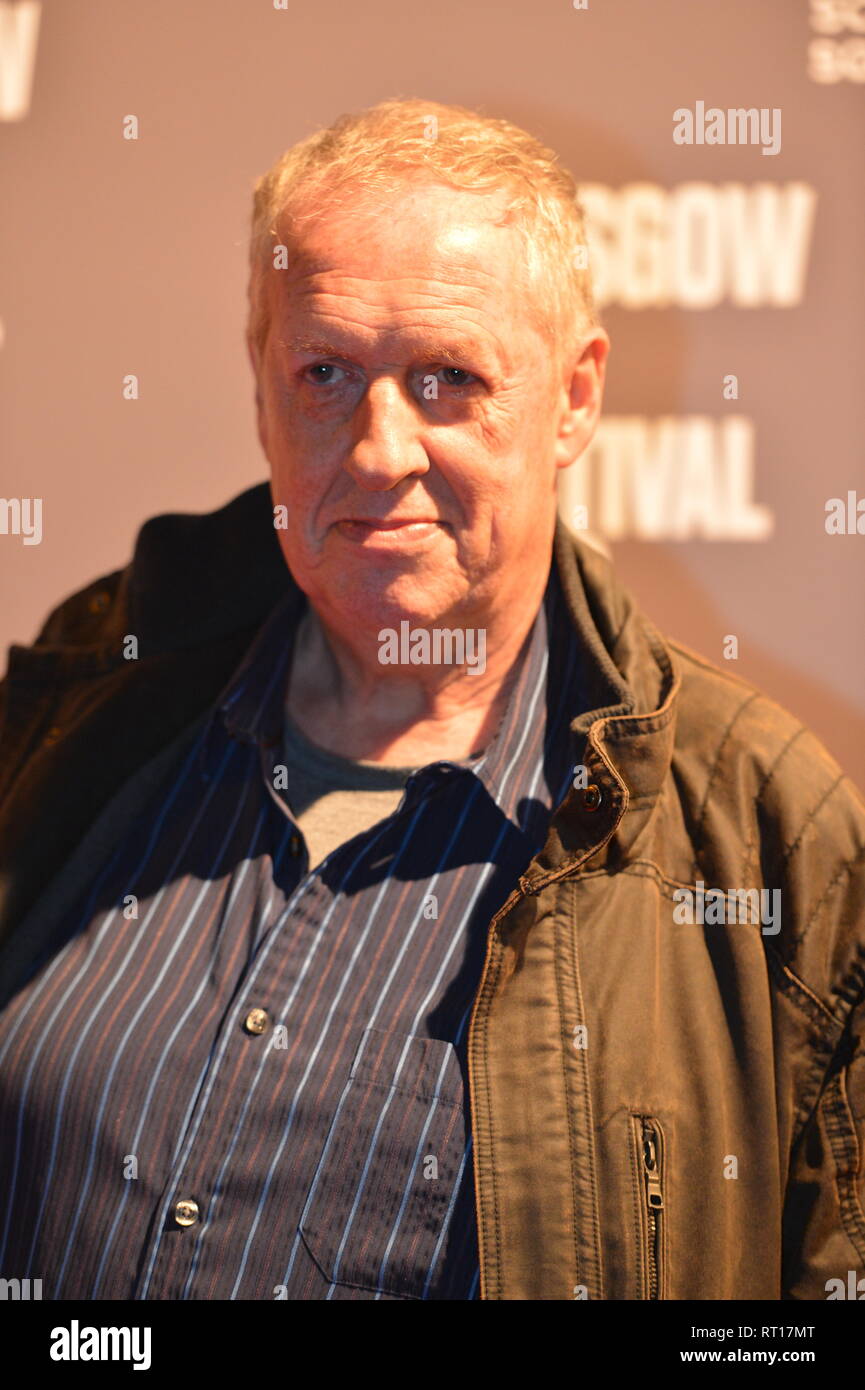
[777,762,865,1299]
[782,987,865,1299]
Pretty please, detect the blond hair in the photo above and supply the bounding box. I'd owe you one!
[246,96,597,366]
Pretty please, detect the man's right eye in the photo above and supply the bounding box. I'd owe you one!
[303,363,347,385]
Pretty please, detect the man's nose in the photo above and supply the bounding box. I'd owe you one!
[343,377,428,490]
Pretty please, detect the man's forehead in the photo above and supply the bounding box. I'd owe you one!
[279,239,513,303]
[274,188,523,301]
[270,266,525,370]
[279,178,513,250]
[264,188,545,368]
[277,328,505,369]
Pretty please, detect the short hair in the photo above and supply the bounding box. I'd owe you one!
[246,96,597,370]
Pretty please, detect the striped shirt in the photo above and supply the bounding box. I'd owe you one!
[0,557,585,1300]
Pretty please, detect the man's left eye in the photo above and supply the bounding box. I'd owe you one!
[304,363,347,385]
[437,367,474,388]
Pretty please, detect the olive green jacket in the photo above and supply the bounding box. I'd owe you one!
[1,482,864,1300]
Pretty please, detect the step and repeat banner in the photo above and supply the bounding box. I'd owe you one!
[1,0,863,783]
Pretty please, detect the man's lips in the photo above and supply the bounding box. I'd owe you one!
[336,518,443,528]
[333,518,446,541]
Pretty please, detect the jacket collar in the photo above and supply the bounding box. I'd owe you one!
[129,481,293,653]
[25,481,680,854]
[523,522,680,877]
[128,481,674,704]
[126,483,679,863]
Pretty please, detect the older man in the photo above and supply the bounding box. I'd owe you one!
[0,98,863,1303]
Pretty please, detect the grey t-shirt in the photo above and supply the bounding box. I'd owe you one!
[279,714,422,869]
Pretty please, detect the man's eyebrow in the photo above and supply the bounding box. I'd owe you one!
[278,334,496,366]
[279,336,344,356]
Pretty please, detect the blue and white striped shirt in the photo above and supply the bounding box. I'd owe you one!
[0,557,585,1299]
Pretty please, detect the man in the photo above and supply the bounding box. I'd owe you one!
[0,97,863,1302]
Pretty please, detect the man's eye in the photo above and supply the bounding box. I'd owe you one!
[437,367,474,388]
[304,363,346,385]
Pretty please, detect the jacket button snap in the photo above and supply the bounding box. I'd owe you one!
[42,725,63,747]
[582,783,603,811]
[88,590,110,615]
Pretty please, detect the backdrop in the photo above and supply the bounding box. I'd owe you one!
[2,0,863,785]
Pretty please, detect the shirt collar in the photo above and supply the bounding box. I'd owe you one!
[463,557,585,818]
[217,586,307,749]
[201,556,583,817]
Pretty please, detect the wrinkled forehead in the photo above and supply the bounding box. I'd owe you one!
[277,178,519,259]
[267,182,539,333]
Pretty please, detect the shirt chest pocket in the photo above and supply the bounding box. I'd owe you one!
[298,1027,473,1299]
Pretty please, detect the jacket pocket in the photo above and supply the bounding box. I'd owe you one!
[299,1027,471,1299]
[631,1113,667,1299]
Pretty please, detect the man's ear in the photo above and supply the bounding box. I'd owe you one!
[553,327,610,471]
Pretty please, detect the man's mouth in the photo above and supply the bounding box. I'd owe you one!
[334,518,444,542]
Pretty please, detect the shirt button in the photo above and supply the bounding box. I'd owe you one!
[244,1007,270,1036]
[173,1198,200,1228]
[289,835,302,857]
[582,783,603,811]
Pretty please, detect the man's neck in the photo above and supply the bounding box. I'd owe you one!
[285,578,549,766]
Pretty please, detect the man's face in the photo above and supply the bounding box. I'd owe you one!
[251,182,605,637]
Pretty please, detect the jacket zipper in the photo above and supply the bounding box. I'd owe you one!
[639,1116,665,1300]
[468,796,627,1299]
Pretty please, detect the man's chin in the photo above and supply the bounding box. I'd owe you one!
[315,573,465,642]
